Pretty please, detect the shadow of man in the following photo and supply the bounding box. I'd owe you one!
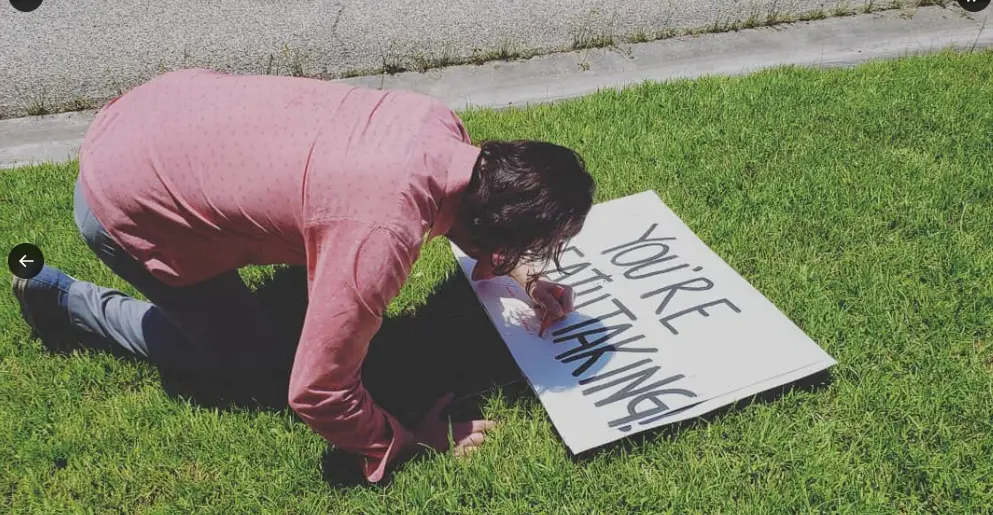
[61,265,834,488]
[156,265,528,487]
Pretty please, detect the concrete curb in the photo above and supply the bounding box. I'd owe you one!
[1,5,989,170]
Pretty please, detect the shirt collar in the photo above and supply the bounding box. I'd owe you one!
[429,141,481,240]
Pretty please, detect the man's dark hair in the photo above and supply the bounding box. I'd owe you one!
[458,140,596,284]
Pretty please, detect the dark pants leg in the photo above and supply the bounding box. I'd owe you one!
[66,176,291,388]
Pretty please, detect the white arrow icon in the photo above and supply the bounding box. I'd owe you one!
[19,255,33,267]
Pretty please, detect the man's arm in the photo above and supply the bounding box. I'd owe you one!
[288,220,419,483]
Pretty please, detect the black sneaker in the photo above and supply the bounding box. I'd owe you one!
[11,265,78,352]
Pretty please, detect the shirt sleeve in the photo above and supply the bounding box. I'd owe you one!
[288,219,420,483]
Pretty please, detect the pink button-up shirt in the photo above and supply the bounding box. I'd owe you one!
[78,68,481,482]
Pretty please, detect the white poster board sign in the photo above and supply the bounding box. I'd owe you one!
[451,190,837,453]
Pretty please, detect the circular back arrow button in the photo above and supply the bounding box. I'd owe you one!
[9,0,44,13]
[8,243,44,279]
[957,0,990,12]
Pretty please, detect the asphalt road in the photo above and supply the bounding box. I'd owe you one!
[2,0,870,119]
[2,5,989,169]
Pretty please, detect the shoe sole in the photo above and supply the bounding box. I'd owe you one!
[12,275,81,350]
[11,276,40,334]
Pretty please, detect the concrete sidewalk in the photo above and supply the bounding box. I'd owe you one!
[1,5,989,170]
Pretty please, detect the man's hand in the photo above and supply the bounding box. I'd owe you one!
[507,262,576,324]
[414,393,496,457]
[529,280,576,325]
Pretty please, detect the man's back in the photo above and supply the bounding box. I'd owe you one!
[78,68,471,286]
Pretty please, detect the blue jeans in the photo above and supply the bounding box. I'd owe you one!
[68,176,289,384]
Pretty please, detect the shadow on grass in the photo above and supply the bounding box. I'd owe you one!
[33,265,835,487]
[152,266,526,487]
[568,368,836,463]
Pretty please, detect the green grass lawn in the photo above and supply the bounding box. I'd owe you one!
[3,50,993,514]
